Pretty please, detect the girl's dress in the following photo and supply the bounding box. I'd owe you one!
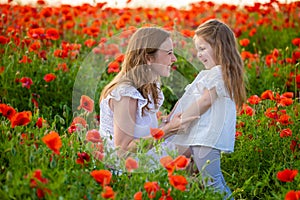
[99,84,176,170]
[170,65,236,153]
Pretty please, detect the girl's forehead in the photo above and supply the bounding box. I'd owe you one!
[194,36,208,45]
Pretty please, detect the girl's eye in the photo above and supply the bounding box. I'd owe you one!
[167,51,173,55]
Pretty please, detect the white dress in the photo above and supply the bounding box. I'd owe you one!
[170,65,236,153]
[99,84,176,170]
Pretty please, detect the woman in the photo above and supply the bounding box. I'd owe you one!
[99,27,196,171]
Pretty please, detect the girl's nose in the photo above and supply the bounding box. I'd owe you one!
[198,52,202,57]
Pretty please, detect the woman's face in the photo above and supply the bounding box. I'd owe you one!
[194,36,216,69]
[149,37,177,77]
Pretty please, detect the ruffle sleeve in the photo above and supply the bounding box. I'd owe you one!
[196,66,227,97]
[108,85,148,118]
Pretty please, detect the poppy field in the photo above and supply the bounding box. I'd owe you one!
[0,0,300,199]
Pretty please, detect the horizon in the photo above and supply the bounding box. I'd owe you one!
[0,0,298,8]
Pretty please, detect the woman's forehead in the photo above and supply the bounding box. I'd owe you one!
[159,37,173,51]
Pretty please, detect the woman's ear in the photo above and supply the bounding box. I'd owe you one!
[146,54,154,65]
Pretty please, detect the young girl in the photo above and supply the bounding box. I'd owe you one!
[99,27,196,171]
[169,19,246,199]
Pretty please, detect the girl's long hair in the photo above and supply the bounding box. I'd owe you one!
[100,27,170,114]
[195,19,246,107]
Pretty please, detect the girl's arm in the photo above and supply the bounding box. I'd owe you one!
[181,87,217,124]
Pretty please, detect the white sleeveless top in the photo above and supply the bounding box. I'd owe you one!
[99,84,176,170]
[170,65,236,153]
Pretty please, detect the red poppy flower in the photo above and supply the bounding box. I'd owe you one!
[55,63,69,72]
[133,191,143,200]
[11,111,32,128]
[27,28,45,40]
[264,107,278,119]
[0,103,16,120]
[125,157,139,172]
[265,54,276,66]
[181,29,194,37]
[42,131,62,155]
[239,38,250,47]
[277,169,298,182]
[0,66,4,75]
[160,188,172,200]
[290,140,300,153]
[19,56,32,64]
[68,116,87,133]
[160,155,175,175]
[272,48,279,58]
[46,28,60,40]
[30,169,48,188]
[77,95,94,113]
[144,181,160,199]
[37,0,46,5]
[29,40,41,52]
[247,95,261,105]
[292,38,300,47]
[36,117,47,128]
[53,49,68,59]
[84,39,97,48]
[101,186,115,199]
[172,155,190,170]
[0,35,10,44]
[292,51,300,63]
[280,128,292,138]
[239,104,254,116]
[235,131,243,139]
[29,169,51,199]
[285,190,300,200]
[279,98,293,107]
[277,114,293,126]
[169,175,188,191]
[43,73,56,82]
[150,128,165,140]
[20,77,33,89]
[76,152,90,165]
[86,129,102,143]
[90,170,112,186]
[93,151,105,161]
[107,61,120,74]
[281,92,294,99]
[249,28,257,37]
[114,53,125,63]
[261,90,274,100]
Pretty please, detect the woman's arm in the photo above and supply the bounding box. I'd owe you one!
[112,96,149,154]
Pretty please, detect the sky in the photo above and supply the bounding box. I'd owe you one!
[1,0,297,8]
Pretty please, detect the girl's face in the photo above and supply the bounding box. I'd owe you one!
[194,36,216,69]
[149,37,177,77]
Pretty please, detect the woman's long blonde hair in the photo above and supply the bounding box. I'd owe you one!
[100,27,170,114]
[194,19,246,107]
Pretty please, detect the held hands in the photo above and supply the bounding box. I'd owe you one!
[162,113,199,137]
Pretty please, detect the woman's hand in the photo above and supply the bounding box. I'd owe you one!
[162,113,199,137]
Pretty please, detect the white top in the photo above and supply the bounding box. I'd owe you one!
[170,65,236,153]
[99,84,176,170]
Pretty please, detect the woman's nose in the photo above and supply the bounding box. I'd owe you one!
[171,54,177,62]
[197,52,202,57]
